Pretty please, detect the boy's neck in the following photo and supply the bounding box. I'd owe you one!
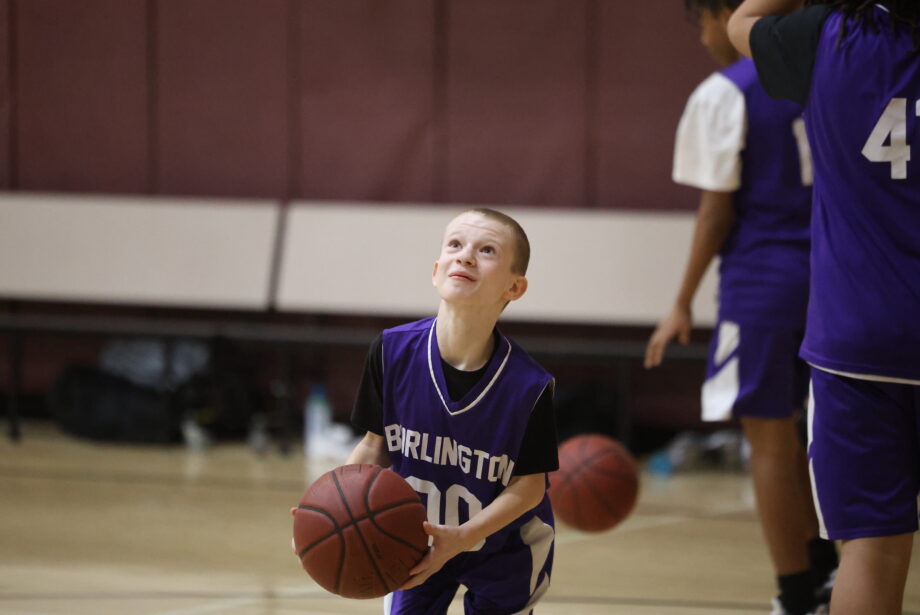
[435,302,500,372]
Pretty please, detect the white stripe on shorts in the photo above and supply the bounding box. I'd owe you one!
[702,321,741,422]
[512,516,554,615]
[807,381,830,540]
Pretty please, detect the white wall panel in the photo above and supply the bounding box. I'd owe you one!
[0,193,279,309]
[277,203,718,326]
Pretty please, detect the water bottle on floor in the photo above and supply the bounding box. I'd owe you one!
[303,384,332,458]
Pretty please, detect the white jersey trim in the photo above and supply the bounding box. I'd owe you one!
[672,72,747,192]
[809,364,920,386]
[427,319,512,416]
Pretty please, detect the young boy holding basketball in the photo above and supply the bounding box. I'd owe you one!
[644,1,836,613]
[728,2,920,614]
[347,208,558,615]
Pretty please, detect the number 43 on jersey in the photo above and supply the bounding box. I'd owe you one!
[862,98,920,179]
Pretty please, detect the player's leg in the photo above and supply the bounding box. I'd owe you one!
[741,415,814,614]
[704,322,827,614]
[808,370,919,615]
[741,415,811,574]
[384,564,462,615]
[829,535,913,615]
[458,515,554,615]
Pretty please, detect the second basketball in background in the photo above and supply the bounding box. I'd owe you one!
[548,434,639,532]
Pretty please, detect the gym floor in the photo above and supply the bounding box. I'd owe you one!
[2,422,918,615]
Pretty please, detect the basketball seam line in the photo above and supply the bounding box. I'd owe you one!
[367,517,428,558]
[297,505,342,557]
[296,493,347,592]
[296,498,424,557]
[332,467,390,595]
[364,478,428,572]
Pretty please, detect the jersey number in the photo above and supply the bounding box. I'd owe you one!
[405,476,486,551]
[862,98,920,179]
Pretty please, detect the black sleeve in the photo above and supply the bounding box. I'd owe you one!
[512,385,559,475]
[350,334,385,435]
[749,5,834,105]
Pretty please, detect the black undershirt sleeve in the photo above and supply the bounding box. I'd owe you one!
[749,5,834,105]
[350,334,385,436]
[512,386,559,476]
[349,333,559,475]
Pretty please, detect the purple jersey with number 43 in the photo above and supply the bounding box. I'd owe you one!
[802,7,920,381]
[380,317,555,555]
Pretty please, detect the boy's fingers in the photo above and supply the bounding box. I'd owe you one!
[423,521,447,536]
[400,570,431,591]
[643,342,655,368]
[645,338,664,368]
[409,552,432,576]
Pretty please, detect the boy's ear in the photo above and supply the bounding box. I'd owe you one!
[503,275,528,302]
[432,261,439,286]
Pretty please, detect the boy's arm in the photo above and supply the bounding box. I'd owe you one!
[347,334,389,467]
[399,473,546,590]
[728,0,805,56]
[645,190,734,368]
[346,432,391,467]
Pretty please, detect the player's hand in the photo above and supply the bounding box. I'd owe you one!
[398,522,472,590]
[644,306,692,369]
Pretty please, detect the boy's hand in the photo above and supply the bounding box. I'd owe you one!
[644,306,692,368]
[398,522,473,590]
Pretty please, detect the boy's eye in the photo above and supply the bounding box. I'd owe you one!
[481,246,494,254]
[448,240,461,248]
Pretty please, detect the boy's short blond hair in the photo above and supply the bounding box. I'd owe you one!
[464,208,530,275]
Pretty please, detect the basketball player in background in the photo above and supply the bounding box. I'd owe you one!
[728,2,920,614]
[346,208,558,614]
[644,1,836,613]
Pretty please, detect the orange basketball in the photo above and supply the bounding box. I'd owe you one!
[292,464,427,599]
[548,434,639,532]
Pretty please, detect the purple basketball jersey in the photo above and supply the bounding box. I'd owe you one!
[801,7,920,380]
[718,58,812,328]
[380,317,555,555]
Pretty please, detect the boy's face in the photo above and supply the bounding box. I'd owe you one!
[432,212,527,308]
[698,7,741,67]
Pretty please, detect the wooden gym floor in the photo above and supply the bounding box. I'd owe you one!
[1,422,918,615]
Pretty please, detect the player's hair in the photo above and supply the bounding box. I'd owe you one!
[806,1,920,50]
[683,0,743,20]
[464,208,530,275]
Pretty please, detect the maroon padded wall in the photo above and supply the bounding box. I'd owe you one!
[16,0,148,193]
[299,0,435,202]
[0,0,9,190]
[6,0,714,208]
[446,0,587,207]
[597,2,713,211]
[156,0,289,198]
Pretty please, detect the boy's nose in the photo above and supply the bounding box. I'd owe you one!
[456,249,474,265]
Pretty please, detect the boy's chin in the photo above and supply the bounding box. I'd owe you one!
[439,293,504,310]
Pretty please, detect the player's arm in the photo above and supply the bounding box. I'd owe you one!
[645,190,734,368]
[727,0,804,56]
[346,432,391,466]
[401,386,557,590]
[347,334,390,467]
